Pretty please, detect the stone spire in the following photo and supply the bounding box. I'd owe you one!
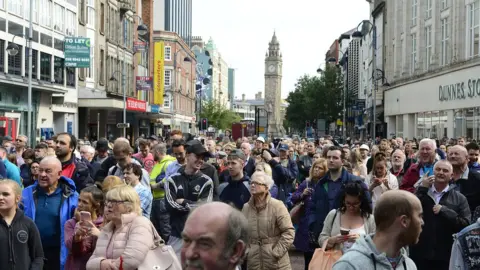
[268,31,280,57]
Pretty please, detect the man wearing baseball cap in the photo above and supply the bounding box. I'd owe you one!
[164,140,214,258]
[261,143,298,203]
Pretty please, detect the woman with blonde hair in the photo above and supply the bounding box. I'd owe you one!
[0,180,44,269]
[350,149,368,179]
[86,185,156,270]
[291,159,328,269]
[243,172,295,270]
[101,175,124,194]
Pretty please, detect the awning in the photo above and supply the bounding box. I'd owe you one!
[78,98,125,110]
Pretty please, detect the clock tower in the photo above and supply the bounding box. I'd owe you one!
[264,31,284,137]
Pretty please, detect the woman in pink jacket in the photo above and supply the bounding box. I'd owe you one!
[65,185,104,270]
[86,185,155,270]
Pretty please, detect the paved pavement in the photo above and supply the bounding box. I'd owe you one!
[289,250,305,270]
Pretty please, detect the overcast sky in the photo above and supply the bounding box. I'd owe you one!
[192,0,370,99]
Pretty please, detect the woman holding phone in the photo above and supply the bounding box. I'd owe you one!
[64,185,105,270]
[364,152,399,209]
[291,158,328,270]
[319,181,375,254]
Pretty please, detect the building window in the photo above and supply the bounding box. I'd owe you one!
[79,0,85,24]
[39,0,52,28]
[40,52,51,82]
[7,43,22,76]
[87,45,94,79]
[25,0,39,23]
[425,26,432,70]
[165,70,172,86]
[54,57,64,85]
[53,4,65,32]
[87,0,95,29]
[163,94,170,107]
[100,3,105,33]
[441,0,448,10]
[0,0,4,10]
[441,18,450,66]
[0,40,4,73]
[411,0,418,25]
[99,49,105,84]
[25,49,38,79]
[165,46,171,61]
[411,33,417,73]
[468,1,480,58]
[7,0,23,16]
[426,0,432,19]
[67,0,76,6]
[66,67,75,87]
[66,10,76,36]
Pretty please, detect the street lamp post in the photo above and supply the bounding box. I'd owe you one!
[109,16,148,138]
[352,19,377,141]
[328,51,347,140]
[6,0,33,146]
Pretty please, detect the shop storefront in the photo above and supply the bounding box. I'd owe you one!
[384,63,480,140]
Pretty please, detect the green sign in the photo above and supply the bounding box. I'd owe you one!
[64,37,91,68]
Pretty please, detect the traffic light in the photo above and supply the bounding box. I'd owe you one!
[200,118,208,130]
[306,120,311,128]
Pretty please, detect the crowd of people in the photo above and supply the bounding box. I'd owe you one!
[2,131,480,269]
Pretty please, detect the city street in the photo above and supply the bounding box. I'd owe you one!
[289,250,305,269]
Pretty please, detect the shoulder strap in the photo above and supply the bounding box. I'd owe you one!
[112,166,118,176]
[331,209,338,228]
[126,216,164,248]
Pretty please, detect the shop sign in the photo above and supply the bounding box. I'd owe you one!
[439,79,480,101]
[151,104,160,113]
[126,98,147,112]
[64,37,91,68]
[136,76,153,91]
[134,41,146,51]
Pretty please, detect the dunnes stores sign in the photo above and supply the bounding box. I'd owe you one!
[439,78,480,101]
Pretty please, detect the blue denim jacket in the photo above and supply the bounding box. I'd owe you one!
[450,218,480,270]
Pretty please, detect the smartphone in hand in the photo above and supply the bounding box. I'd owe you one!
[340,229,350,236]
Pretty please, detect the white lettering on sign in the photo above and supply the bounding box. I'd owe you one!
[126,98,146,111]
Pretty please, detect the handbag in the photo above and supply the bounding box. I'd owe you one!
[308,238,342,270]
[124,217,182,270]
[290,201,305,224]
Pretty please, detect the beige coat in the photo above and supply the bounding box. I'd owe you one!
[242,193,295,270]
[86,212,155,270]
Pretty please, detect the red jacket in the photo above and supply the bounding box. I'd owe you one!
[399,163,421,193]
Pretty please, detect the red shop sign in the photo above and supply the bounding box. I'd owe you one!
[126,98,147,112]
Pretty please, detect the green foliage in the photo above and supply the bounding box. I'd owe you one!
[200,100,242,130]
[285,65,344,131]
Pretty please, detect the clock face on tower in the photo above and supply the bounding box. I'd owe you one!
[268,64,276,73]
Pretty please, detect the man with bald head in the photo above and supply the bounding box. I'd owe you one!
[334,190,421,269]
[181,202,248,270]
[448,145,480,213]
[21,156,79,270]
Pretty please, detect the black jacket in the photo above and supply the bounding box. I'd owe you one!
[164,167,214,237]
[411,186,471,262]
[451,169,480,214]
[0,210,44,270]
[218,174,251,209]
[244,157,255,178]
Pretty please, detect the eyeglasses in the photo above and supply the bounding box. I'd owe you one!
[250,181,267,187]
[105,200,128,206]
[345,201,361,207]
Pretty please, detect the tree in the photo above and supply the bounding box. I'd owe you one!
[200,100,242,130]
[285,65,343,132]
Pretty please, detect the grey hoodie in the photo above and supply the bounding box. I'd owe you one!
[333,234,417,270]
